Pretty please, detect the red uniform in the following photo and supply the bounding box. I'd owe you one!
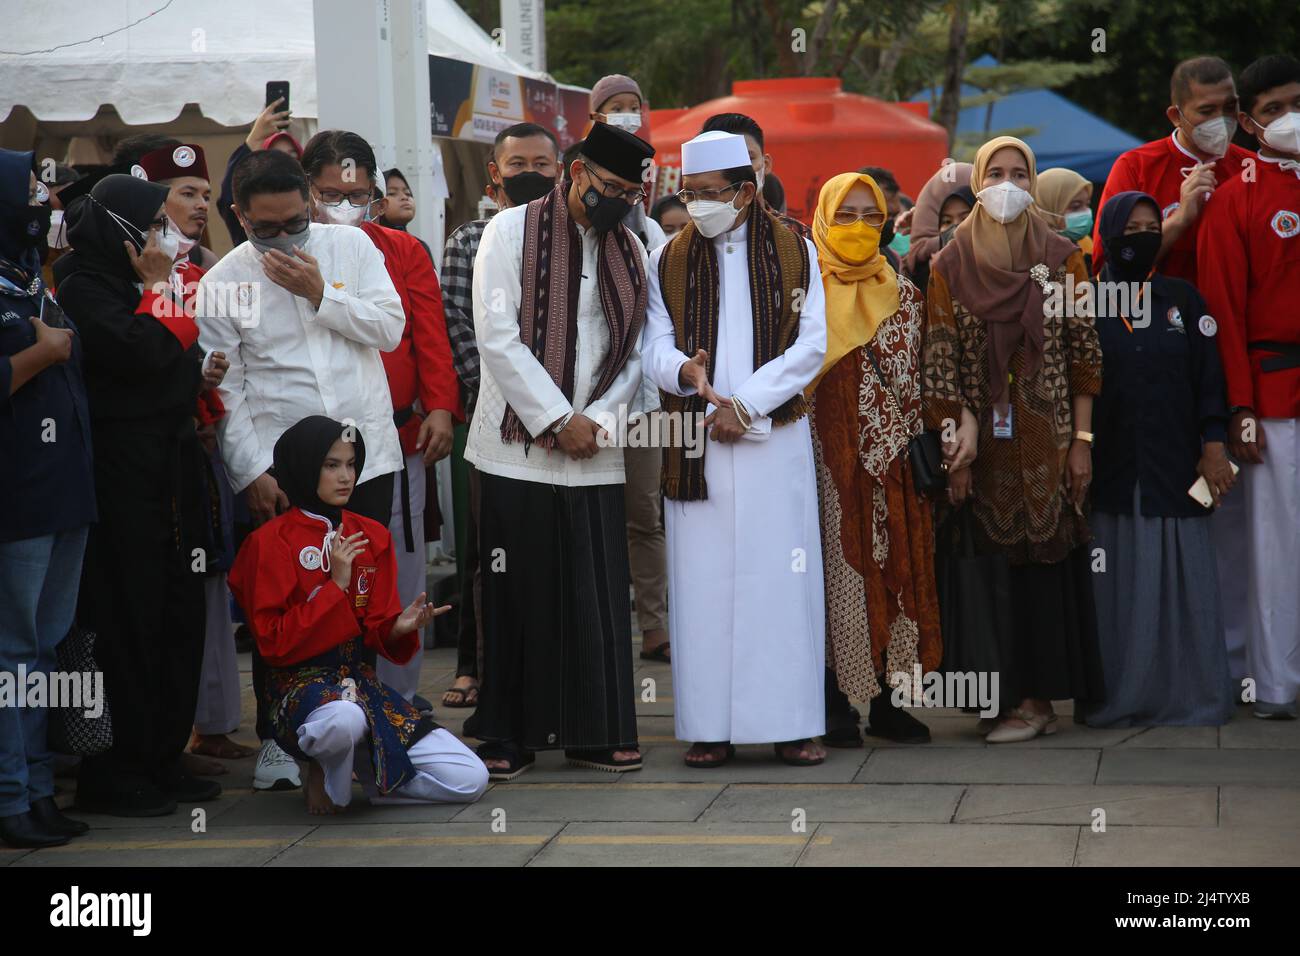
[228,507,415,668]
[1196,157,1300,419]
[359,222,462,455]
[1092,133,1254,285]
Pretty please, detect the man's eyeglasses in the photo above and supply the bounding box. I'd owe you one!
[676,182,745,205]
[314,187,375,208]
[832,209,888,227]
[244,216,311,240]
[583,163,646,204]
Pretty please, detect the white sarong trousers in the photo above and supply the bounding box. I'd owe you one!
[295,699,488,806]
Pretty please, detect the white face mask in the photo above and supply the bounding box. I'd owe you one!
[605,112,642,134]
[687,190,745,239]
[976,181,1035,224]
[316,199,370,227]
[1260,110,1300,155]
[154,227,180,262]
[47,209,67,249]
[166,215,198,260]
[1182,113,1236,158]
[754,166,765,194]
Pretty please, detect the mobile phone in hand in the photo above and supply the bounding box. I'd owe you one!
[266,81,290,113]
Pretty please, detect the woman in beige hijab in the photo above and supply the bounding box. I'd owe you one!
[1035,167,1095,273]
[922,137,1106,743]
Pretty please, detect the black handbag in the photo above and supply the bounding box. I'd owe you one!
[47,625,113,757]
[864,347,948,496]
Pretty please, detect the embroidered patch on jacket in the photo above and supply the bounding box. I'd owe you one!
[1270,210,1300,239]
[354,566,377,607]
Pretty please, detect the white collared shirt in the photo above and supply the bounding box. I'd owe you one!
[465,203,648,486]
[196,223,406,493]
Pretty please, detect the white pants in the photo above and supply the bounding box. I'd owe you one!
[1243,420,1300,706]
[377,453,427,700]
[194,573,242,735]
[1210,478,1250,687]
[295,699,488,806]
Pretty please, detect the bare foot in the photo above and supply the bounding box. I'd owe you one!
[305,761,340,815]
[613,748,640,762]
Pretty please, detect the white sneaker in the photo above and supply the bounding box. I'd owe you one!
[253,739,302,791]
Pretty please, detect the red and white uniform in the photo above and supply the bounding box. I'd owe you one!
[228,508,412,669]
[1092,133,1253,285]
[1197,153,1300,710]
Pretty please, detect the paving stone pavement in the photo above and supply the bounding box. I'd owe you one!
[7,636,1298,867]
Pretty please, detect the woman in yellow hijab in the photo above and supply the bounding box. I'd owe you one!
[1034,167,1095,272]
[808,172,942,748]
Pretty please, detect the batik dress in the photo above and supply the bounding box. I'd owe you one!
[228,507,436,793]
[810,277,943,703]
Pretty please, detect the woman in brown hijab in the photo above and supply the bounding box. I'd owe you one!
[923,136,1105,743]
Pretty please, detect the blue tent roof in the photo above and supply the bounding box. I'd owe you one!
[912,54,1143,183]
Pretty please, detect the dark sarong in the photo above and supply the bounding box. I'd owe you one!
[473,474,637,751]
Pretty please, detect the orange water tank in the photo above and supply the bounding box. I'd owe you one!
[649,77,948,225]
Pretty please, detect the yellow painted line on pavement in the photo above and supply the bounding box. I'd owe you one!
[41,838,290,852]
[304,835,547,848]
[555,834,832,846]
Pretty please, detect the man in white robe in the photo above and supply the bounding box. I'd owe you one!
[641,131,829,766]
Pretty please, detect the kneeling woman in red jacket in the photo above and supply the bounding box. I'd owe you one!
[229,416,488,814]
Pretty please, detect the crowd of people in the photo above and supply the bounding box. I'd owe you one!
[1,54,1297,847]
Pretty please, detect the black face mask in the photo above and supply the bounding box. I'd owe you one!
[1105,231,1161,281]
[8,204,52,253]
[501,171,556,207]
[880,215,895,249]
[580,181,634,233]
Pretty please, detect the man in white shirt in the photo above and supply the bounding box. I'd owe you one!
[641,131,829,769]
[466,122,653,779]
[196,149,405,789]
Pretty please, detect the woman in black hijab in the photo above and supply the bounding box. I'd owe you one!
[273,415,366,524]
[56,173,222,816]
[1085,189,1236,728]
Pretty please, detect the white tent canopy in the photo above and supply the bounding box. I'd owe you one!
[0,0,549,126]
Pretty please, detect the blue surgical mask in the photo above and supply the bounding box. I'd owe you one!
[1062,208,1093,241]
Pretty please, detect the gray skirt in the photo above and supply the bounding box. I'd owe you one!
[1084,485,1235,727]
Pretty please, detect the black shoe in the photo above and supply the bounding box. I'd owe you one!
[412,694,434,715]
[866,692,932,744]
[28,796,89,836]
[0,811,71,848]
[75,773,179,818]
[155,763,223,802]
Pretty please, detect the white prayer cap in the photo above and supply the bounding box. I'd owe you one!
[681,131,750,175]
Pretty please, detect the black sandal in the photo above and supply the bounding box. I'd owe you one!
[565,747,642,772]
[775,739,825,767]
[683,741,735,768]
[821,725,863,748]
[476,741,534,781]
[639,641,671,663]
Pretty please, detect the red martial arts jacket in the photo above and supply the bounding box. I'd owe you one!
[1092,134,1254,285]
[360,222,463,456]
[1196,157,1300,420]
[228,508,415,668]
